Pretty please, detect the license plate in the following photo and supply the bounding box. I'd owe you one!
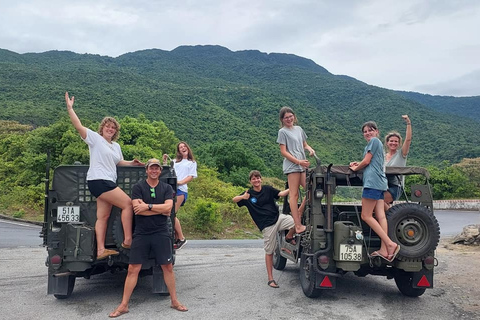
[57,206,81,223]
[339,244,362,261]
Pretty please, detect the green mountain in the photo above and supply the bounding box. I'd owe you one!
[396,91,480,123]
[1,45,479,175]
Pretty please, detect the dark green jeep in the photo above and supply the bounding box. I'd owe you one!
[43,164,176,299]
[274,162,440,298]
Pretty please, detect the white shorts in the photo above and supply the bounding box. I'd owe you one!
[262,214,295,254]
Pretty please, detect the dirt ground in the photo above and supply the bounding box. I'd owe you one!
[436,237,480,314]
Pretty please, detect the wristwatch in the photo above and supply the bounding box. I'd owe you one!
[148,203,153,211]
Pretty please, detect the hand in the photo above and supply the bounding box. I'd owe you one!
[162,154,169,165]
[132,158,144,166]
[299,159,310,168]
[402,115,411,124]
[65,92,74,110]
[308,148,315,157]
[243,191,250,200]
[349,164,358,172]
[133,200,147,214]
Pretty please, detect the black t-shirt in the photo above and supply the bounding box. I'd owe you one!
[236,185,281,231]
[131,180,173,235]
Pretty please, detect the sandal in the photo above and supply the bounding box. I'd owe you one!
[268,280,279,288]
[109,309,129,318]
[170,304,188,312]
[285,236,296,245]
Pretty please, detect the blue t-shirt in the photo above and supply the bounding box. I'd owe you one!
[362,137,388,191]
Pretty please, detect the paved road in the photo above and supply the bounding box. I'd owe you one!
[0,210,479,320]
[1,209,477,248]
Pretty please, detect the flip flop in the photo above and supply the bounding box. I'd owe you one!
[268,280,279,288]
[109,309,129,318]
[369,251,389,261]
[294,227,307,237]
[97,249,119,260]
[170,304,188,312]
[387,244,401,262]
[121,242,131,249]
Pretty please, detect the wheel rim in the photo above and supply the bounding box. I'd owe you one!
[395,217,428,246]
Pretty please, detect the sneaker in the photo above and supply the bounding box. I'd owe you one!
[175,238,188,250]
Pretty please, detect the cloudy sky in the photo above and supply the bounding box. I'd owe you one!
[1,0,479,97]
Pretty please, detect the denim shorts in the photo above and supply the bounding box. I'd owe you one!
[176,189,188,206]
[362,188,385,200]
[387,185,402,202]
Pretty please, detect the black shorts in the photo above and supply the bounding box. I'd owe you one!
[87,179,117,198]
[129,233,173,265]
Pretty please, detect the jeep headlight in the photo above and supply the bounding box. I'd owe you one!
[315,189,324,199]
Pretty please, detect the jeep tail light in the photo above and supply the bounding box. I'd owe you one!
[51,255,62,265]
[424,256,435,270]
[318,255,329,270]
[414,189,422,198]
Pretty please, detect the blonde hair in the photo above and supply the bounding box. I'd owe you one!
[385,131,403,149]
[98,117,120,141]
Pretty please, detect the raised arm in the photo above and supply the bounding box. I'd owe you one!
[65,92,87,139]
[401,115,412,157]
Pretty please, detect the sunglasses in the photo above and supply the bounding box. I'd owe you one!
[150,187,156,198]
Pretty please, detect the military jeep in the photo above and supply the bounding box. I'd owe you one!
[274,162,440,298]
[43,164,176,299]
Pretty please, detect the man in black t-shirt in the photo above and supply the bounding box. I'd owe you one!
[109,159,187,318]
[233,170,295,289]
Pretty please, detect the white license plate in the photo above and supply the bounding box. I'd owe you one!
[57,206,81,223]
[339,244,362,261]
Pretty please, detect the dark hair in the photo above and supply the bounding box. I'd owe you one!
[98,117,120,141]
[279,106,298,127]
[361,121,378,132]
[249,170,262,180]
[175,141,196,162]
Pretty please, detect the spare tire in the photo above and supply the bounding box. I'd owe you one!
[386,203,440,262]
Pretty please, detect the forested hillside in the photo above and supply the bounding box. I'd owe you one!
[1,45,479,174]
[397,91,480,123]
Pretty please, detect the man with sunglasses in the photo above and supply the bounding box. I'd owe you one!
[109,158,187,318]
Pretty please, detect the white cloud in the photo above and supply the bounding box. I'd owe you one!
[0,0,479,96]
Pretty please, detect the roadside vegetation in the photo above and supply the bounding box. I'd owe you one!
[0,118,478,239]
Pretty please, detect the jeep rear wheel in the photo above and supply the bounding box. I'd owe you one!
[299,253,321,298]
[387,203,440,262]
[273,241,287,270]
[394,270,426,297]
[53,275,76,299]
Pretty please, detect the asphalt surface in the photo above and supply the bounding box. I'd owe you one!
[0,210,478,319]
